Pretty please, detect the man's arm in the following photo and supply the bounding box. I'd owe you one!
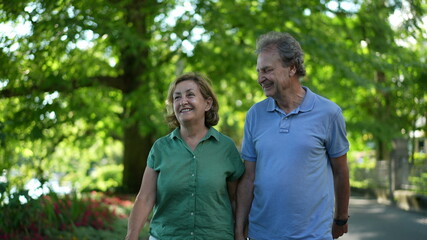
[330,154,350,239]
[235,161,256,240]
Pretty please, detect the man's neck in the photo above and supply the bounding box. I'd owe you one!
[275,86,306,114]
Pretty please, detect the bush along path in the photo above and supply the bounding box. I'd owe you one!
[0,190,142,240]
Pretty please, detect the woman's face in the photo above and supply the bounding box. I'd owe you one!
[172,80,212,126]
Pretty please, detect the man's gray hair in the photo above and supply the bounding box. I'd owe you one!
[256,32,306,77]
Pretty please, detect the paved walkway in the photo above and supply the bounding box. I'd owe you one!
[341,195,427,240]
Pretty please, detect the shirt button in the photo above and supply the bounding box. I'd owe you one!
[192,193,195,196]
[191,212,194,215]
[193,156,196,159]
[190,232,194,235]
[192,173,195,177]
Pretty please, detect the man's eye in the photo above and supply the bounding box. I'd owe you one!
[174,96,181,100]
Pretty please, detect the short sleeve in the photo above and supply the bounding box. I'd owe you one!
[147,142,159,171]
[326,109,350,158]
[241,108,257,162]
[227,144,245,181]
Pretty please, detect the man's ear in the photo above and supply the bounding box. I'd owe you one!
[290,66,296,76]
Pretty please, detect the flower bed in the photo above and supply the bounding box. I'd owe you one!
[0,191,135,239]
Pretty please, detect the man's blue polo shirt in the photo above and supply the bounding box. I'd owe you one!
[241,87,349,240]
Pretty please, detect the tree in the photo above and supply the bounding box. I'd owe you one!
[1,0,425,194]
[1,0,180,192]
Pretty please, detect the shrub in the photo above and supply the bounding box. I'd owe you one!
[0,190,128,239]
[80,164,123,192]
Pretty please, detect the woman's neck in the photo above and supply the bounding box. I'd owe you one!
[180,123,209,150]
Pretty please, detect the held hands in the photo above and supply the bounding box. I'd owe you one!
[234,223,248,240]
[234,233,247,240]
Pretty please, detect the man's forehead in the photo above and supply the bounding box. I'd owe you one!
[257,52,278,65]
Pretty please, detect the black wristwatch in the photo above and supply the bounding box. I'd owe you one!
[334,216,349,226]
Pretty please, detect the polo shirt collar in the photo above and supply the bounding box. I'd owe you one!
[170,127,220,141]
[266,86,315,113]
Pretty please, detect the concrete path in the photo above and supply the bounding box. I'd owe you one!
[341,195,427,240]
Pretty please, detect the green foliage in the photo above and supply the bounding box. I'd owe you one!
[348,150,377,188]
[47,213,150,240]
[410,173,427,195]
[413,152,427,166]
[80,164,123,192]
[0,189,39,237]
[0,0,426,193]
[409,153,427,195]
[0,189,131,239]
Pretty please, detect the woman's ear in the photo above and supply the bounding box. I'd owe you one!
[205,97,213,111]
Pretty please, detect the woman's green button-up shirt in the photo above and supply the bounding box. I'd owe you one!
[147,127,244,240]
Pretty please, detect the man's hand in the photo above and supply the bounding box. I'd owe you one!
[332,222,348,239]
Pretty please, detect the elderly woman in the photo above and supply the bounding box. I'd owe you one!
[125,72,244,240]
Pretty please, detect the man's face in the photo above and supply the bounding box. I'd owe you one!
[256,49,293,100]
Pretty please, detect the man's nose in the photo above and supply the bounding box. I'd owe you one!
[258,73,265,83]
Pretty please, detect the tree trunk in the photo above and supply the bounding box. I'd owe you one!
[122,121,153,193]
[118,0,157,193]
[376,139,390,161]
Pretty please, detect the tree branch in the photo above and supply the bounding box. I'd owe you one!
[0,75,123,99]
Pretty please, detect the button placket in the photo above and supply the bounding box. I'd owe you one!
[280,115,291,133]
[190,154,197,236]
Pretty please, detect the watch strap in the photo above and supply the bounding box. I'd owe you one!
[334,216,349,226]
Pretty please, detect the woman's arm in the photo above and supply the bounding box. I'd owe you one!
[227,180,239,217]
[125,166,158,240]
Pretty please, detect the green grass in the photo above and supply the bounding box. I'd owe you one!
[52,216,150,240]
